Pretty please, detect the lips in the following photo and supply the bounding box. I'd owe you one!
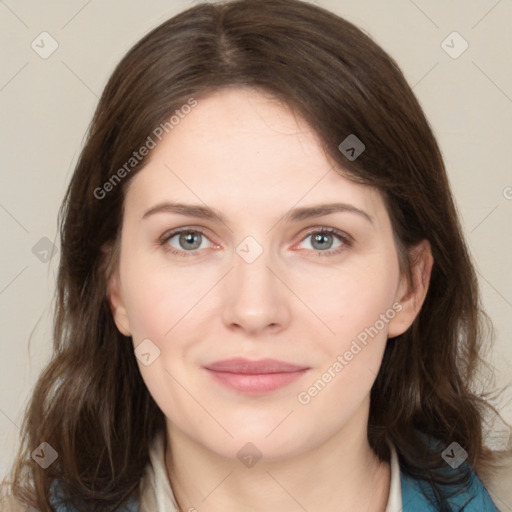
[205,358,308,374]
[204,358,310,394]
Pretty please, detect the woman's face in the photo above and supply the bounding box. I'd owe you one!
[108,87,419,461]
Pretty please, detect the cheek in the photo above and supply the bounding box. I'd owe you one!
[301,256,400,345]
[296,267,398,417]
[119,247,204,342]
[120,263,196,420]
[303,256,399,405]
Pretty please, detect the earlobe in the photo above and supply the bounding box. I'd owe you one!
[387,239,434,339]
[106,269,132,337]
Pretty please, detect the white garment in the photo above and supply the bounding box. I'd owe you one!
[385,440,403,512]
[139,431,403,512]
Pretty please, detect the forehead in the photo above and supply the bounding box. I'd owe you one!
[123,87,385,225]
[158,86,327,168]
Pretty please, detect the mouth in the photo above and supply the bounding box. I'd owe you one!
[203,358,310,394]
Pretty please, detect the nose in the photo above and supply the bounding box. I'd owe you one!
[221,243,291,335]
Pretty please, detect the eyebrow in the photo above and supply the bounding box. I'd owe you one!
[141,201,373,225]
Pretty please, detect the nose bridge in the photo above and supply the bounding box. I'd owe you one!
[233,233,277,298]
[222,233,289,332]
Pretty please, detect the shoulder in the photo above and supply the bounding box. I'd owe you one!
[400,462,501,511]
[0,494,30,512]
[47,479,140,511]
[477,449,512,511]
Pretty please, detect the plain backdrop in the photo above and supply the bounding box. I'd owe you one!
[1,0,511,480]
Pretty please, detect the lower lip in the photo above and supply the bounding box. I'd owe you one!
[205,369,309,394]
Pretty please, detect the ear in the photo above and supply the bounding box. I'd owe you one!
[387,239,433,338]
[106,266,132,337]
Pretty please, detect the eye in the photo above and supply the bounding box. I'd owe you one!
[159,226,352,258]
[296,228,352,256]
[160,228,214,257]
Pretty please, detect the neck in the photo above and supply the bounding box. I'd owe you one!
[164,412,391,512]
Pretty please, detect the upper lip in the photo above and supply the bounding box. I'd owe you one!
[204,358,309,374]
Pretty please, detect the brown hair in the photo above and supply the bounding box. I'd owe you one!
[2,0,510,510]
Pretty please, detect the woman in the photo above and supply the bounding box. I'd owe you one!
[2,0,511,510]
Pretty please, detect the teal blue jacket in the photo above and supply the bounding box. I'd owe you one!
[399,465,499,510]
[49,463,500,511]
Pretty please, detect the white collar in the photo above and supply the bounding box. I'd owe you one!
[385,439,403,512]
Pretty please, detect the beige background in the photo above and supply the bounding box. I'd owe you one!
[1,0,511,480]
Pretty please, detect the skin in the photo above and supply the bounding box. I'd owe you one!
[108,86,433,512]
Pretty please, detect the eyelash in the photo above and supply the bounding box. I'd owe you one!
[158,227,353,258]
